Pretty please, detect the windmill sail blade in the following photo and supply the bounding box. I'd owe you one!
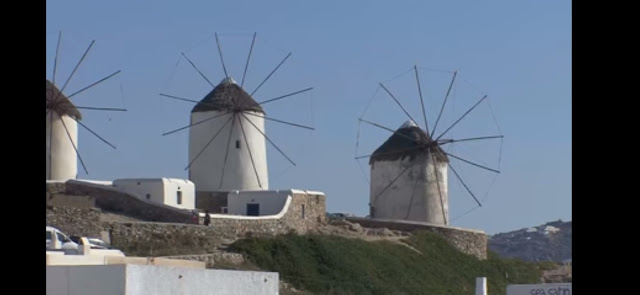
[431,71,457,136]
[53,40,96,103]
[429,151,448,225]
[414,65,429,134]
[215,33,229,79]
[75,106,127,112]
[52,31,62,85]
[48,111,54,178]
[445,152,500,174]
[185,115,234,170]
[379,82,416,124]
[241,32,257,88]
[448,162,482,207]
[159,93,223,111]
[162,111,230,136]
[182,52,215,88]
[435,95,488,141]
[241,113,296,166]
[259,87,314,106]
[238,114,262,188]
[243,112,314,130]
[70,117,117,150]
[250,52,292,96]
[358,119,420,144]
[437,135,503,145]
[160,93,202,105]
[67,70,122,99]
[59,114,89,175]
[219,114,237,189]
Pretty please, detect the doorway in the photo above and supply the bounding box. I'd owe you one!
[246,203,260,216]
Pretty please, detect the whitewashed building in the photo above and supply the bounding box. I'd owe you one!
[113,178,195,210]
[46,80,80,181]
[226,189,324,216]
[369,120,450,225]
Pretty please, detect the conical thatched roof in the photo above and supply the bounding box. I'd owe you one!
[192,77,264,114]
[46,80,82,120]
[370,120,448,164]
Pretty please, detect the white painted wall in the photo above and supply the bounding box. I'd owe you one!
[113,178,195,210]
[188,111,269,192]
[46,264,279,295]
[507,283,572,295]
[46,265,126,295]
[126,265,279,295]
[203,195,292,220]
[46,112,78,181]
[370,153,449,225]
[227,190,290,216]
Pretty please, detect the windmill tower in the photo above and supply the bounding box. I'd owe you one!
[357,66,503,226]
[46,32,125,181]
[188,77,269,191]
[46,80,82,180]
[369,120,450,223]
[160,33,314,211]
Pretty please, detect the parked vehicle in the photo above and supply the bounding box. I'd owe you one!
[69,236,112,250]
[46,226,78,250]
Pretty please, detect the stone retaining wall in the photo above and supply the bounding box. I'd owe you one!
[346,217,488,260]
[160,251,245,268]
[48,181,192,223]
[46,189,327,256]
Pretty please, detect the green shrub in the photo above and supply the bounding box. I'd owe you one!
[230,231,549,295]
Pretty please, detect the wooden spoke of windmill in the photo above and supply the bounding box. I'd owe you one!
[46,31,126,178]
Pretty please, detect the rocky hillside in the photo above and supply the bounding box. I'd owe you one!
[489,220,572,262]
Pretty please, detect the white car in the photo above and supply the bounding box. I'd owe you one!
[46,226,78,250]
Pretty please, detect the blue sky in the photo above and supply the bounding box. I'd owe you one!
[46,0,571,234]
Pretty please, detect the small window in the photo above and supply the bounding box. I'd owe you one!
[236,140,241,149]
[221,207,228,214]
[146,194,151,200]
[177,191,183,205]
[46,231,52,240]
[301,204,305,219]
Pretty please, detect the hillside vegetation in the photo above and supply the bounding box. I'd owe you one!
[230,231,554,295]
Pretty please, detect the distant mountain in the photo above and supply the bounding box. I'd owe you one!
[488,220,572,262]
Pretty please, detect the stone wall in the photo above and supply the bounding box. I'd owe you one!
[46,207,105,238]
[46,193,95,209]
[46,190,328,257]
[285,192,327,232]
[160,251,246,268]
[346,217,488,260]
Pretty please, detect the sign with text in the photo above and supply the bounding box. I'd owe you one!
[507,283,572,295]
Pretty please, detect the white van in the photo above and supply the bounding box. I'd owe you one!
[46,226,78,250]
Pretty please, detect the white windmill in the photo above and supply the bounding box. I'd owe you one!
[356,66,503,225]
[46,32,125,181]
[160,33,314,211]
